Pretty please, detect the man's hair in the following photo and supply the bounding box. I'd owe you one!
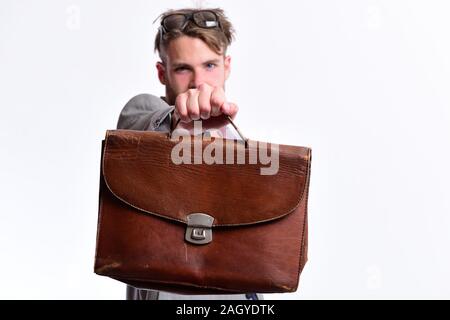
[154,8,235,62]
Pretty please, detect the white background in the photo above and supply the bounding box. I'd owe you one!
[1,0,449,299]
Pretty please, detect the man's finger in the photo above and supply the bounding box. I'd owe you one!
[210,87,226,116]
[221,102,239,119]
[198,84,212,119]
[175,93,189,123]
[186,89,200,121]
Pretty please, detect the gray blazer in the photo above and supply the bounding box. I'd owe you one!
[116,94,263,301]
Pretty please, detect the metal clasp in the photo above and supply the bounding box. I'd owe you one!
[185,213,214,245]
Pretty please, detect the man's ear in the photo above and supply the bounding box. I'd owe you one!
[224,56,231,80]
[156,61,166,85]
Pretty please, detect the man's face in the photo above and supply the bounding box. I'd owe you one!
[157,36,231,105]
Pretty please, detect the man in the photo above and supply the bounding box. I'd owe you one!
[116,8,262,300]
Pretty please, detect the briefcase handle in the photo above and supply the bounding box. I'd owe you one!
[169,114,249,148]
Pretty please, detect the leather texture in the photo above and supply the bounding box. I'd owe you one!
[94,129,312,294]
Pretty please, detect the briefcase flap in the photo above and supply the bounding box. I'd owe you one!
[102,129,311,226]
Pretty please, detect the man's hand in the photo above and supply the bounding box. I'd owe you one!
[174,83,238,123]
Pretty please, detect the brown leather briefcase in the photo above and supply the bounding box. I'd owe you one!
[94,118,312,294]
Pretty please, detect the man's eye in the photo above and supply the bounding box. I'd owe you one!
[206,63,216,70]
[175,67,188,72]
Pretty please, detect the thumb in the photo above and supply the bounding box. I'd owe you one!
[221,102,238,118]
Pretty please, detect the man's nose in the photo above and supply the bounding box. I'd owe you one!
[189,71,205,89]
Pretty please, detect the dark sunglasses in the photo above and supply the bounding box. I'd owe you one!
[159,10,223,36]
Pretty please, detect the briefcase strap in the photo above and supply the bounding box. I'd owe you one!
[169,113,249,148]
